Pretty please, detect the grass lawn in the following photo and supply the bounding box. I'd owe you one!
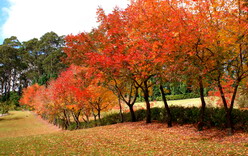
[135,98,204,108]
[0,111,60,138]
[118,97,220,112]
[0,111,248,155]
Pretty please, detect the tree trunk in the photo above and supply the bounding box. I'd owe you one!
[230,83,239,113]
[72,111,81,129]
[63,110,70,130]
[217,81,233,135]
[144,81,151,123]
[118,96,124,123]
[226,110,233,136]
[98,112,101,121]
[86,115,89,123]
[92,112,97,126]
[97,109,101,125]
[197,78,206,131]
[160,84,172,127]
[226,83,239,135]
[128,105,136,122]
[93,113,97,122]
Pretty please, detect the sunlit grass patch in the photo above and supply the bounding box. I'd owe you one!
[0,111,59,138]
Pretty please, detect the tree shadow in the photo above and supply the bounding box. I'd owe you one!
[0,114,24,121]
[0,117,24,121]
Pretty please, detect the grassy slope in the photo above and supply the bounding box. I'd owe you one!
[0,111,248,155]
[0,111,59,138]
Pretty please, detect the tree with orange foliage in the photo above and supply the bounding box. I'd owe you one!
[64,3,177,124]
[62,0,247,134]
[88,85,117,123]
[19,83,42,110]
[107,77,139,122]
[48,65,90,129]
[174,0,248,134]
[196,0,246,135]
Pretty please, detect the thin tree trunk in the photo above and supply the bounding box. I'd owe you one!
[217,80,233,136]
[160,84,172,127]
[98,112,101,121]
[226,83,239,135]
[63,110,70,130]
[93,114,97,122]
[86,115,89,123]
[92,111,97,126]
[198,78,206,131]
[144,81,151,123]
[97,109,101,125]
[230,83,239,112]
[118,96,124,123]
[72,113,77,128]
[128,105,136,122]
[72,111,80,129]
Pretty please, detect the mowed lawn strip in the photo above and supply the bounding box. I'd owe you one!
[124,97,221,112]
[0,111,248,155]
[0,111,60,138]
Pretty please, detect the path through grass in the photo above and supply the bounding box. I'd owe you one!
[0,111,60,138]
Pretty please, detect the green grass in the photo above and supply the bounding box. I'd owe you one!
[120,97,218,112]
[0,111,59,138]
[137,98,204,107]
[0,111,247,155]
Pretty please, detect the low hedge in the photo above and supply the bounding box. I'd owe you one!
[137,93,200,102]
[167,93,200,100]
[154,93,200,101]
[64,107,248,131]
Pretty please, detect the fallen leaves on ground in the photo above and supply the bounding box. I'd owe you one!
[0,111,247,155]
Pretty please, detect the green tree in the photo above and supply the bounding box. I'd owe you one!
[0,36,24,113]
[21,32,67,85]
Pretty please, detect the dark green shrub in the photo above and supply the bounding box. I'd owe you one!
[101,113,121,125]
[169,106,185,124]
[151,107,164,122]
[134,109,147,121]
[165,93,200,101]
[206,108,226,128]
[68,123,78,130]
[59,106,248,132]
[79,121,96,129]
[155,96,162,101]
[122,112,133,122]
[169,107,199,124]
[232,109,248,131]
[183,107,200,123]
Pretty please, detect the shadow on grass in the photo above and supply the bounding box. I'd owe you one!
[0,116,24,121]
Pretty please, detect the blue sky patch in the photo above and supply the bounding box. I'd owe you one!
[0,0,10,44]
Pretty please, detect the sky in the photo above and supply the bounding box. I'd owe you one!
[0,0,130,44]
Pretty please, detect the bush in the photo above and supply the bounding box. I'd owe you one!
[68,123,78,130]
[101,113,121,125]
[206,108,226,128]
[134,109,147,121]
[232,109,248,131]
[165,93,200,101]
[60,106,248,132]
[0,101,15,114]
[151,107,164,122]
